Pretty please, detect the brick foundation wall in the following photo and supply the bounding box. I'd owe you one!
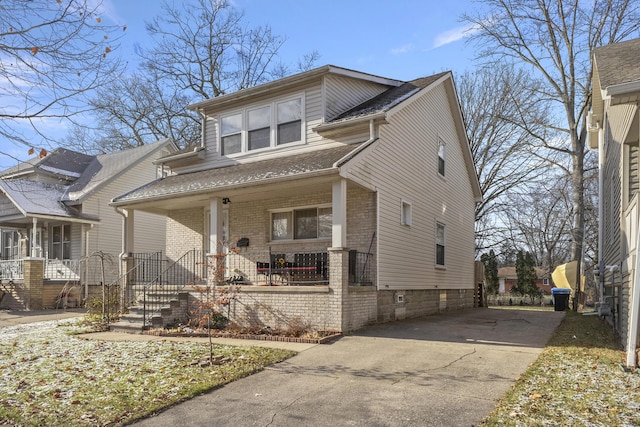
[188,286,336,331]
[377,288,475,323]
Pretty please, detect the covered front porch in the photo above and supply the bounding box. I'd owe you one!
[114,171,380,331]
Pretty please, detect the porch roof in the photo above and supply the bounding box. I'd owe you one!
[0,179,99,224]
[111,143,361,206]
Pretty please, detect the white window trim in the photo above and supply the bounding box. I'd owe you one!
[401,200,412,226]
[438,137,446,178]
[269,203,332,243]
[435,221,446,268]
[218,93,305,157]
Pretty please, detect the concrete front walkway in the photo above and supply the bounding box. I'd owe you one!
[132,307,564,427]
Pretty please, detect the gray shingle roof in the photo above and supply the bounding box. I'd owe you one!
[0,148,94,179]
[113,143,361,205]
[594,38,640,89]
[66,139,173,202]
[327,72,449,124]
[0,179,87,220]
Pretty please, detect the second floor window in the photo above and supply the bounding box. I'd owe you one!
[219,95,303,156]
[221,113,242,155]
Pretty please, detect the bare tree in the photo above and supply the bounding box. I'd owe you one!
[69,0,319,151]
[502,174,573,274]
[457,66,550,252]
[67,71,200,153]
[464,0,640,291]
[0,0,125,158]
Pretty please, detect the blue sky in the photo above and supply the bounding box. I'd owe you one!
[103,0,482,80]
[1,0,482,169]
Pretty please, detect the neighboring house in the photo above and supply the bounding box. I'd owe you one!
[496,267,551,295]
[110,65,483,333]
[590,37,640,367]
[0,139,176,309]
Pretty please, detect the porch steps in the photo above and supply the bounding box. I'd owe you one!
[110,291,190,334]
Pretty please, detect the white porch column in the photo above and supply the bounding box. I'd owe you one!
[31,217,38,257]
[332,179,347,249]
[209,198,224,254]
[118,208,135,257]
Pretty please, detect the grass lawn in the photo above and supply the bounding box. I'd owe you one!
[0,319,295,427]
[482,310,640,426]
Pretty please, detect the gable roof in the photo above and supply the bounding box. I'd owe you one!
[327,73,449,124]
[186,65,403,113]
[0,139,176,223]
[112,143,361,206]
[65,138,176,203]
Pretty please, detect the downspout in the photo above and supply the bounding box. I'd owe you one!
[198,108,206,149]
[114,207,128,277]
[84,224,93,302]
[598,126,605,307]
[629,227,640,367]
[629,113,640,368]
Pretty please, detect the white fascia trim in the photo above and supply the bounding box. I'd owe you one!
[386,73,450,120]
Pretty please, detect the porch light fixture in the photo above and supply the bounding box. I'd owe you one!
[222,197,231,204]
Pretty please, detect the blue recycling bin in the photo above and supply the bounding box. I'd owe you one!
[551,287,571,311]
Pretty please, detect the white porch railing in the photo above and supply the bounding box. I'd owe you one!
[44,259,80,281]
[0,259,24,281]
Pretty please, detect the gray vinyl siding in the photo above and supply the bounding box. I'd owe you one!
[173,76,385,175]
[82,153,166,258]
[0,195,20,217]
[324,75,390,120]
[345,83,476,291]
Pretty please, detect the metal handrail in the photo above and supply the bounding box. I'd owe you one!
[142,249,205,327]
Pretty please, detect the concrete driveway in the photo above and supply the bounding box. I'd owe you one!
[133,307,564,427]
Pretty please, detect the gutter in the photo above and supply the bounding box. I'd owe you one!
[605,80,640,97]
[314,112,386,134]
[152,146,205,165]
[110,167,338,208]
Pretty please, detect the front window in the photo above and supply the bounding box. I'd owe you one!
[1,231,19,260]
[51,224,71,260]
[436,222,445,266]
[271,206,332,241]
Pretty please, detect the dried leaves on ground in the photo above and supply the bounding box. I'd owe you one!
[0,319,295,426]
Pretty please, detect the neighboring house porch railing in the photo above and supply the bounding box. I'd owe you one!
[44,259,80,281]
[0,259,24,282]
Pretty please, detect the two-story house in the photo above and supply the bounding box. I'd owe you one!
[590,38,640,367]
[110,65,482,333]
[0,139,175,309]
